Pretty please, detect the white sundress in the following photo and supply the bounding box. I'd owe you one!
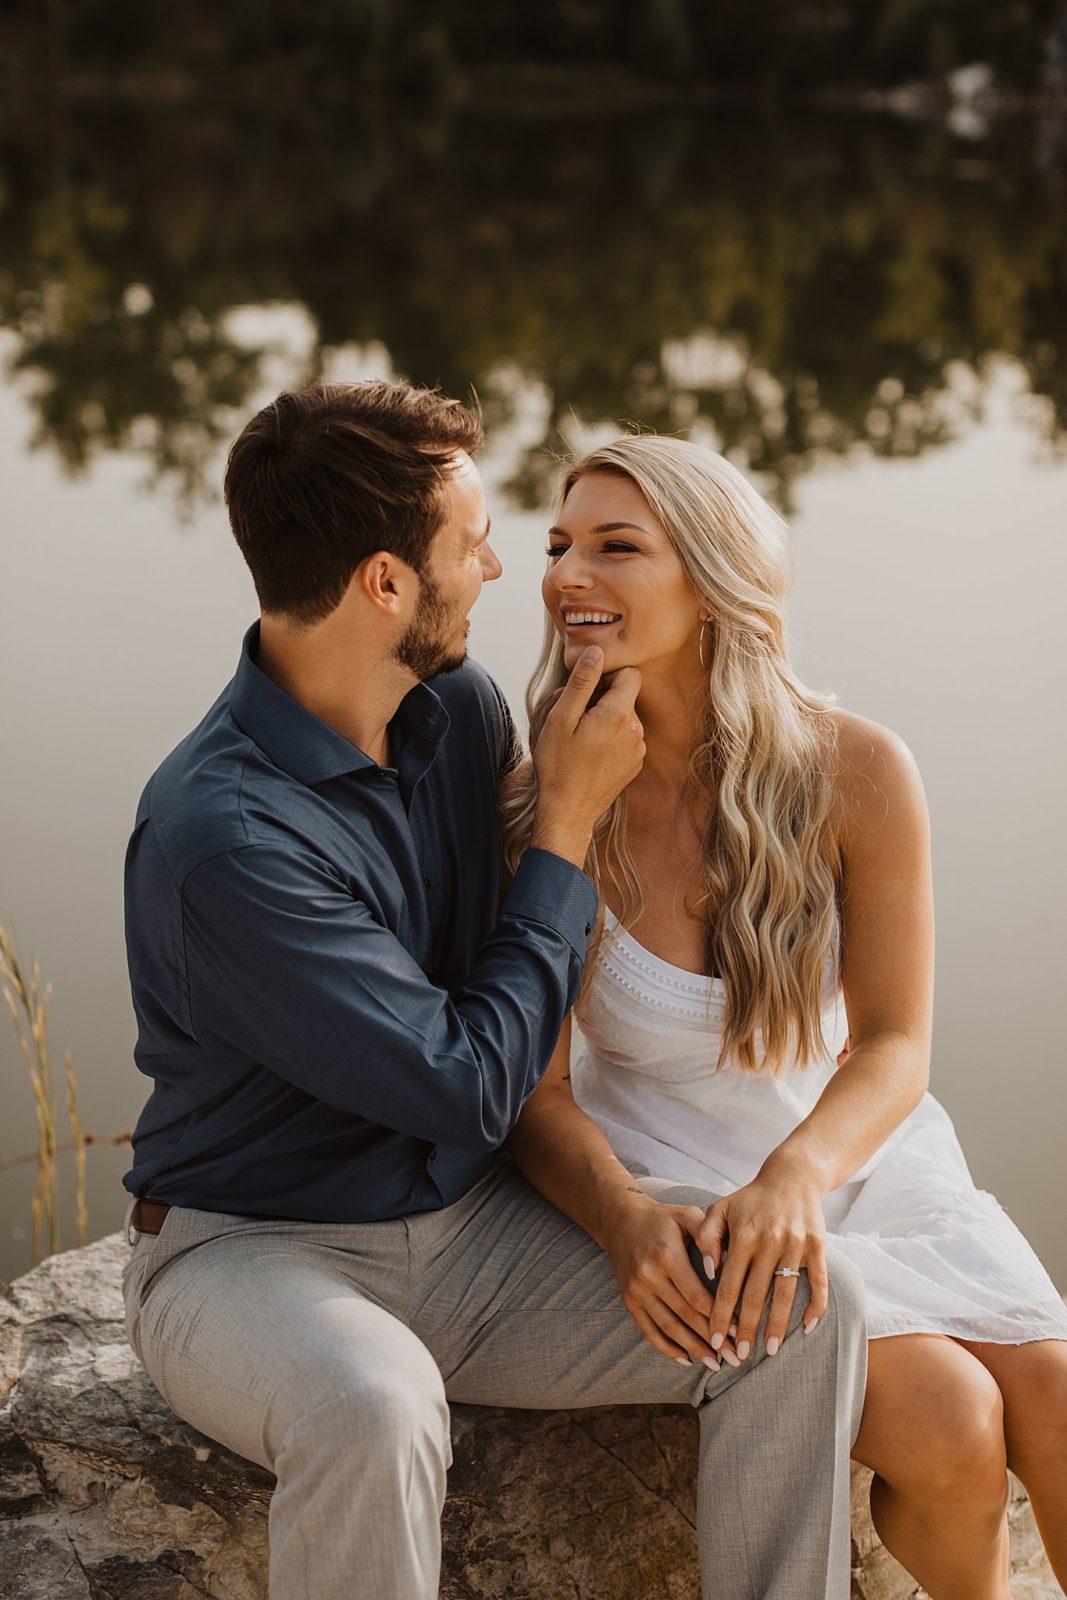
[572,910,1067,1343]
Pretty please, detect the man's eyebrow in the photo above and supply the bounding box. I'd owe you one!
[547,521,649,536]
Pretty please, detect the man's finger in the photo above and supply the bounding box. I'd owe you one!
[594,664,642,715]
[549,647,604,728]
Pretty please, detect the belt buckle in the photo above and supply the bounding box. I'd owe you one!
[124,1197,140,1246]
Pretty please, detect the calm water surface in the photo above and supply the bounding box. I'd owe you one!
[1,107,1064,1287]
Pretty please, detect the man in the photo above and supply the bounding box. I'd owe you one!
[122,379,867,1600]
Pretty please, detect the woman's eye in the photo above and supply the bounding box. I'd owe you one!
[544,541,636,558]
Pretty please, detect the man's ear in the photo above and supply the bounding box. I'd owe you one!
[355,552,416,616]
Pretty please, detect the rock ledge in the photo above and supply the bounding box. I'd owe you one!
[0,1235,1058,1599]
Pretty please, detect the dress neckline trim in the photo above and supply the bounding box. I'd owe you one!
[602,907,723,993]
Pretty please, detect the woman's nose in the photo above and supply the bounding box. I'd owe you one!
[546,549,592,590]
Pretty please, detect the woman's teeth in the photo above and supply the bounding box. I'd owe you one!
[565,612,621,626]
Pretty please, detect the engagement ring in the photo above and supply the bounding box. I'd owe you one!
[774,1266,801,1278]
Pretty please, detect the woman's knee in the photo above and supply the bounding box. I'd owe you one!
[923,1404,1006,1504]
[860,1339,1007,1506]
[987,1341,1067,1474]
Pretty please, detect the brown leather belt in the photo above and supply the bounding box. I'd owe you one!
[131,1198,171,1235]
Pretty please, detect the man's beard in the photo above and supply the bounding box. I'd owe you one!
[394,570,468,681]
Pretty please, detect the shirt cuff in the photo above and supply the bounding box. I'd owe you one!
[504,848,598,963]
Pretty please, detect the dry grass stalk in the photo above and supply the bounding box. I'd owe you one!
[0,1129,131,1175]
[0,918,88,1264]
[64,1050,88,1247]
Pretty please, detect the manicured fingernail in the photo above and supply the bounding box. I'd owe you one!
[710,1331,724,1351]
[736,1340,751,1360]
[674,1356,692,1366]
[702,1355,720,1372]
[766,1336,780,1357]
[728,1323,737,1338]
[580,647,600,665]
[703,1255,716,1278]
[804,1317,819,1335]
[720,1348,741,1368]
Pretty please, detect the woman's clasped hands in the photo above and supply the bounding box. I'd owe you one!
[602,1152,829,1371]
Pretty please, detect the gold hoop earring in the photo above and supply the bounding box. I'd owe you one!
[698,620,710,672]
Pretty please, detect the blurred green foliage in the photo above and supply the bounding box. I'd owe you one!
[2,0,1065,93]
[0,93,1063,510]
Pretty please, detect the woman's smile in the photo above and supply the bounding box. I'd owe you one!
[561,606,623,634]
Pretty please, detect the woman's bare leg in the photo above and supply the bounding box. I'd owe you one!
[852,1333,1012,1600]
[960,1337,1067,1588]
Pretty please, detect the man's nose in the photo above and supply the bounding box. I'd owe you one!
[482,542,503,582]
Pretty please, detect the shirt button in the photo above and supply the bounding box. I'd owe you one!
[428,1149,437,1164]
[423,876,432,891]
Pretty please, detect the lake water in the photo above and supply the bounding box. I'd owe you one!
[1,104,1064,1288]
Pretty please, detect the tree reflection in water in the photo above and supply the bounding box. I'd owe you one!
[1,101,1063,511]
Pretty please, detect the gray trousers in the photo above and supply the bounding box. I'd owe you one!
[123,1158,867,1600]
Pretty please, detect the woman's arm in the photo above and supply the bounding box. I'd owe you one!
[509,1017,726,1367]
[768,711,934,1185]
[697,711,935,1357]
[509,1015,635,1247]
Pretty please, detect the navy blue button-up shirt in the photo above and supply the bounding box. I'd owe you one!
[123,625,597,1221]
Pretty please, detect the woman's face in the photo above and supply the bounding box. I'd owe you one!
[543,471,704,678]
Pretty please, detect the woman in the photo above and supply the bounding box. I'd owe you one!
[504,435,1067,1600]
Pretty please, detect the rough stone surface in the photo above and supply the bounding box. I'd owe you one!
[0,1235,1059,1599]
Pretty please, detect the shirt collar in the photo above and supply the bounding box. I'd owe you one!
[228,622,450,788]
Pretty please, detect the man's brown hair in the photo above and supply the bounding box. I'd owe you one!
[224,380,484,624]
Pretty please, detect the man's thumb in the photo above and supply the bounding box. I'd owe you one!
[553,647,603,726]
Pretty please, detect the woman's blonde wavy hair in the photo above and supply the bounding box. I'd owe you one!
[501,435,843,1074]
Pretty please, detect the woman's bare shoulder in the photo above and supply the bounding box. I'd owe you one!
[826,708,927,841]
[829,707,918,779]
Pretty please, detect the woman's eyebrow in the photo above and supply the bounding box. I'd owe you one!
[547,522,650,536]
